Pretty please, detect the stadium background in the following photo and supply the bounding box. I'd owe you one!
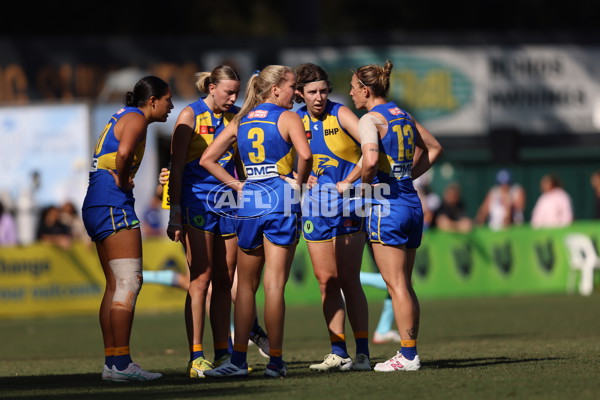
[1,1,599,317]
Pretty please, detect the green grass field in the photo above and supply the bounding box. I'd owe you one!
[1,293,599,400]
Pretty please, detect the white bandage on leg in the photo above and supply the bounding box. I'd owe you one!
[109,258,142,312]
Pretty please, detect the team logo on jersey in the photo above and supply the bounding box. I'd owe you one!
[198,125,216,135]
[305,130,312,140]
[248,110,269,119]
[116,108,126,115]
[388,107,405,116]
[192,215,205,227]
[303,220,315,234]
[314,155,339,176]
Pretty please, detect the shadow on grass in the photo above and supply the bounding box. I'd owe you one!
[423,356,563,369]
[0,370,282,400]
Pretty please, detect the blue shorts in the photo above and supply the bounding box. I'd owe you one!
[367,204,423,248]
[82,206,141,242]
[236,213,301,251]
[183,204,236,237]
[302,214,365,242]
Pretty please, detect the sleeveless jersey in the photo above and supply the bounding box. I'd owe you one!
[370,102,420,207]
[182,98,238,209]
[298,100,362,215]
[83,107,146,210]
[237,103,298,217]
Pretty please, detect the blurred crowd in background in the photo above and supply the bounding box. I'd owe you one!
[2,167,599,248]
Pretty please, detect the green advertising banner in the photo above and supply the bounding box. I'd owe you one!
[280,221,600,305]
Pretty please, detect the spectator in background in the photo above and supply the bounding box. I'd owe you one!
[530,174,573,228]
[475,168,526,230]
[414,171,441,230]
[37,205,72,250]
[591,170,600,219]
[59,201,90,244]
[16,170,40,246]
[433,182,473,233]
[0,200,18,246]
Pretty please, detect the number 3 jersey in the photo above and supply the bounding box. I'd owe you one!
[83,107,146,210]
[370,102,420,208]
[237,103,299,217]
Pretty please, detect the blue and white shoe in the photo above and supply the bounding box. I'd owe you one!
[264,361,287,377]
[203,360,249,378]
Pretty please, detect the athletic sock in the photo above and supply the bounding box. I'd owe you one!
[354,331,370,356]
[230,344,248,368]
[269,349,283,368]
[190,344,204,361]
[375,297,395,334]
[214,342,230,360]
[400,339,417,360]
[113,346,132,370]
[104,347,114,369]
[330,333,349,358]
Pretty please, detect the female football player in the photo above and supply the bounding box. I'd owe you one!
[293,63,371,372]
[82,76,173,382]
[201,65,312,378]
[351,60,442,371]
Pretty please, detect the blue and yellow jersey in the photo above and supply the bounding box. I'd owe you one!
[237,103,298,216]
[297,100,361,185]
[370,102,420,207]
[182,98,239,208]
[83,107,146,210]
[297,100,361,214]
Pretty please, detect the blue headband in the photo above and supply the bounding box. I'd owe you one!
[252,70,260,77]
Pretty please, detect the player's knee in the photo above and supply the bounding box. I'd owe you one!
[109,258,142,312]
